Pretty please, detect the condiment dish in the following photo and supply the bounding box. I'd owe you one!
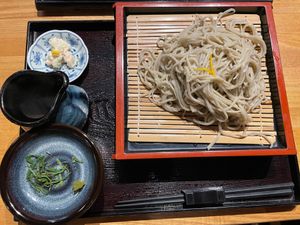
[0,125,103,225]
[27,30,89,82]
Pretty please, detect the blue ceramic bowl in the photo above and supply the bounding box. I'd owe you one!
[0,125,103,225]
[55,85,89,129]
[27,30,89,82]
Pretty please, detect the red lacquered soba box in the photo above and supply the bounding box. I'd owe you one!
[113,1,296,160]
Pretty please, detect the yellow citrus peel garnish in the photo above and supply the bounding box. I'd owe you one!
[51,49,61,57]
[195,54,216,77]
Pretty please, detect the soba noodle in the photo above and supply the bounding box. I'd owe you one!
[137,9,273,149]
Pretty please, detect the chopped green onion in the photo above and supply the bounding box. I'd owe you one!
[72,155,83,164]
[25,154,71,195]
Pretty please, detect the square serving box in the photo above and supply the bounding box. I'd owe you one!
[113,1,297,160]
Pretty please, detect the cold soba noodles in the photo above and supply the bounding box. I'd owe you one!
[137,9,273,149]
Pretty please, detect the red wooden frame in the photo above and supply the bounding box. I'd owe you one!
[113,1,296,160]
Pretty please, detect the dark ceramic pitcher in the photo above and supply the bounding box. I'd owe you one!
[0,70,69,127]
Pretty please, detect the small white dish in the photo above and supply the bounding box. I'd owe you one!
[27,30,89,82]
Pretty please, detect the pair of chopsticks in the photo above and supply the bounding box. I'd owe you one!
[114,182,294,209]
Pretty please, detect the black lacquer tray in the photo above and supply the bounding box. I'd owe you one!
[35,0,273,11]
[24,20,300,219]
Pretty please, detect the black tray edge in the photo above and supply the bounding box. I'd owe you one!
[35,0,273,11]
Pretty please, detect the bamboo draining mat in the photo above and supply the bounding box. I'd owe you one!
[126,14,276,146]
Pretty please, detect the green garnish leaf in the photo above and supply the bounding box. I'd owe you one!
[72,180,85,193]
[72,155,83,164]
[26,155,37,165]
[25,154,71,195]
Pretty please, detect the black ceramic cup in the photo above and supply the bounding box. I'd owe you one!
[0,70,69,127]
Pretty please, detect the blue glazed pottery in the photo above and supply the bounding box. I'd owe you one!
[0,125,103,225]
[0,70,69,127]
[55,85,89,129]
[27,30,89,82]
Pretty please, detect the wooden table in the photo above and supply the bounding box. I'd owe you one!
[1,0,300,224]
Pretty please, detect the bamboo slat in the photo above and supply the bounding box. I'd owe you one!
[126,13,276,146]
[128,134,276,145]
[126,14,260,22]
